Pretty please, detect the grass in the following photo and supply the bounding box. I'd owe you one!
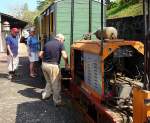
[107,2,143,19]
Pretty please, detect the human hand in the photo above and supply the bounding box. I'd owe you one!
[10,52,13,57]
[39,51,44,58]
[65,64,70,71]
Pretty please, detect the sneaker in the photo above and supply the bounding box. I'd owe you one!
[30,74,36,78]
[12,74,16,79]
[8,74,13,80]
[41,92,52,100]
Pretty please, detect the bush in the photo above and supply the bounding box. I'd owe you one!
[107,2,118,10]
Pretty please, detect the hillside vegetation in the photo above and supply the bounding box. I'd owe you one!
[107,1,143,19]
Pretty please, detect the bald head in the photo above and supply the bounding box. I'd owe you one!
[55,34,65,43]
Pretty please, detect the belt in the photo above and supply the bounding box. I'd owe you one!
[43,61,58,65]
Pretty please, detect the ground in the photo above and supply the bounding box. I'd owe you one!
[0,43,85,123]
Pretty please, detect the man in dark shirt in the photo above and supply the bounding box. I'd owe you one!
[39,34,69,106]
[6,28,19,80]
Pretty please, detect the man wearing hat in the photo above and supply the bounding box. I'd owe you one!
[6,28,19,80]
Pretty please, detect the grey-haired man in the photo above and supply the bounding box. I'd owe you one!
[39,34,69,106]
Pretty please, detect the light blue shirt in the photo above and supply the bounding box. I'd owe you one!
[27,36,39,52]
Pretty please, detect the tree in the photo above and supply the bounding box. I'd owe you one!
[106,1,118,10]
[9,0,55,25]
[9,3,39,25]
[23,3,29,11]
[37,0,54,11]
[22,3,39,25]
[117,0,141,5]
[105,0,111,5]
[22,10,39,25]
[9,4,24,18]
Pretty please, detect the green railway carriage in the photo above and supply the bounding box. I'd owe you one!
[35,0,106,66]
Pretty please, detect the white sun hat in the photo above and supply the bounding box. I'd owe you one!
[29,27,35,32]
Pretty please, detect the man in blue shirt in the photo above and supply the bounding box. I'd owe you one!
[39,34,69,106]
[6,28,19,80]
[27,28,39,77]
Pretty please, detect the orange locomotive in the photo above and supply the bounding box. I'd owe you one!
[69,39,144,123]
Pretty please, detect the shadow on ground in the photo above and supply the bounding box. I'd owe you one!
[14,57,45,89]
[0,73,8,79]
[17,87,41,99]
[15,98,84,123]
[14,57,85,123]
[0,60,7,63]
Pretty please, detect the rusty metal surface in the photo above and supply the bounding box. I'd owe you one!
[144,0,150,90]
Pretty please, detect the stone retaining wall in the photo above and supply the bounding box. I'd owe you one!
[107,15,144,41]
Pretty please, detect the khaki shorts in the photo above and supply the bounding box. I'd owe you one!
[29,52,39,62]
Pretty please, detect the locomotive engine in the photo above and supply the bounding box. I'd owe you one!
[70,39,144,123]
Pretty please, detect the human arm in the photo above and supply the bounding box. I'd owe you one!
[5,36,13,57]
[7,44,13,57]
[61,50,70,69]
[27,37,31,56]
[39,51,44,59]
[39,43,45,59]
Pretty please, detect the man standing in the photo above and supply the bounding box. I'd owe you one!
[6,28,19,80]
[27,28,39,77]
[39,34,69,106]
